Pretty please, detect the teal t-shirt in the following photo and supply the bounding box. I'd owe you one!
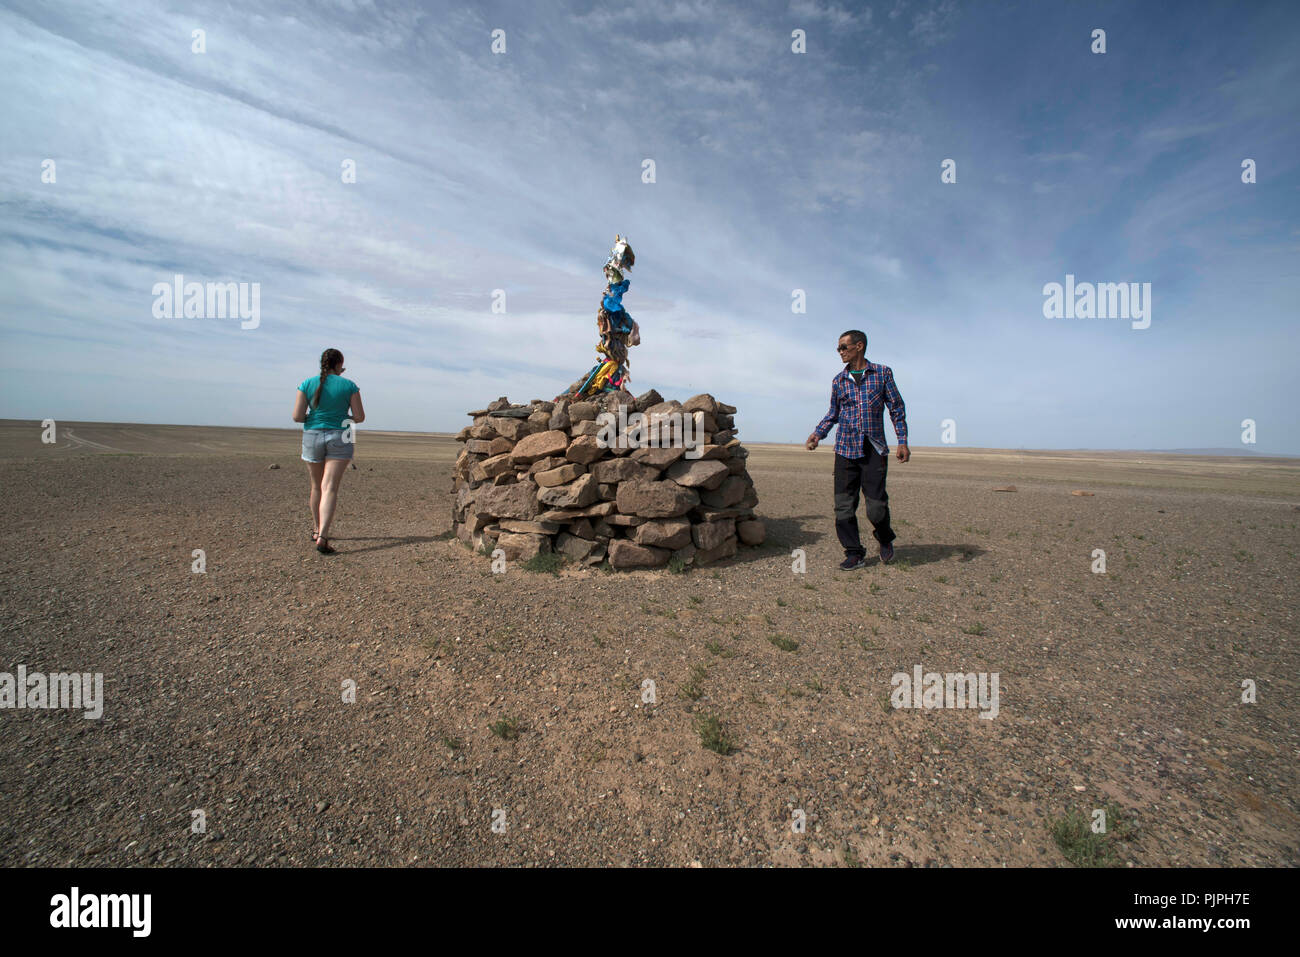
[299,374,359,430]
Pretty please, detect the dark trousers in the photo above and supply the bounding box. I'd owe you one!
[833,439,895,558]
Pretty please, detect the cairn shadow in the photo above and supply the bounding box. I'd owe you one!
[717,514,827,567]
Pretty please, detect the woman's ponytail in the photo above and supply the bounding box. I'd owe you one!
[313,348,344,409]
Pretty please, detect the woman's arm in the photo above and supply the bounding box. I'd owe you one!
[349,390,365,425]
[292,389,308,423]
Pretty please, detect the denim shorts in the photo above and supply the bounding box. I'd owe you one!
[301,428,354,462]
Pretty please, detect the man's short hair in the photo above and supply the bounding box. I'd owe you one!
[839,330,867,347]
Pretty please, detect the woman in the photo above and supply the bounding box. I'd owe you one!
[292,348,365,554]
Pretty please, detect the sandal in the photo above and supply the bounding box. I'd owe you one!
[316,538,336,554]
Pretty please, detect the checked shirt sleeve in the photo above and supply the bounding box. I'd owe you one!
[883,367,907,446]
[814,383,839,440]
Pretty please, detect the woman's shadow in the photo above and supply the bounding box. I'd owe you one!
[325,535,441,555]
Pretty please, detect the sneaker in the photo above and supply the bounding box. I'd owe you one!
[879,543,895,564]
[839,555,866,570]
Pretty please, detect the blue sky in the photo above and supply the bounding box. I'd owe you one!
[2,0,1297,452]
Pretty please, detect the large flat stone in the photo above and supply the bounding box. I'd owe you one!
[632,518,693,550]
[537,501,616,522]
[537,472,599,508]
[665,458,729,489]
[509,429,570,465]
[494,531,551,562]
[488,416,538,441]
[590,458,660,485]
[607,539,671,569]
[630,446,686,469]
[472,481,540,521]
[616,480,700,518]
[535,463,586,487]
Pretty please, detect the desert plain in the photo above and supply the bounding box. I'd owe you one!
[0,419,1296,866]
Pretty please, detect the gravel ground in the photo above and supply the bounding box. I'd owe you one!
[0,428,1296,867]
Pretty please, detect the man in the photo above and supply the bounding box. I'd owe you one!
[805,330,910,570]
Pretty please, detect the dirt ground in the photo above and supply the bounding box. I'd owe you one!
[0,419,1296,867]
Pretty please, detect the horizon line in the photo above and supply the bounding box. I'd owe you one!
[4,417,1296,460]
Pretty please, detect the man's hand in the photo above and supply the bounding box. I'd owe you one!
[805,433,820,451]
[895,444,910,463]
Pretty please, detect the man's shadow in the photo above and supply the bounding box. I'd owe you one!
[892,543,987,566]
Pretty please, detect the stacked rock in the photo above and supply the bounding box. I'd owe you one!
[451,390,766,569]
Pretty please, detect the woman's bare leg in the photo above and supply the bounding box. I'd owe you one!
[308,461,325,537]
[317,458,349,543]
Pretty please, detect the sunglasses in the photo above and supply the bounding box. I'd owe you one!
[836,344,858,352]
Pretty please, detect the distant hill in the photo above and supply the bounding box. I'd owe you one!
[1145,448,1267,456]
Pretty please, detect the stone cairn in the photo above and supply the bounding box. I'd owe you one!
[451,389,765,569]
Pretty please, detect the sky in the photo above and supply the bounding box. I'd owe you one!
[1,0,1297,452]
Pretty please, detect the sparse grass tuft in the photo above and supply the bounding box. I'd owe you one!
[679,663,708,700]
[521,552,563,574]
[667,556,688,574]
[963,622,987,636]
[704,639,735,658]
[768,635,799,652]
[696,712,735,754]
[489,717,522,741]
[1050,803,1133,867]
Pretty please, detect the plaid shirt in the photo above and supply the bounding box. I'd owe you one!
[813,361,908,458]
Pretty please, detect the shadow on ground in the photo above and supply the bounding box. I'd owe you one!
[715,514,827,567]
[325,535,442,555]
[891,543,988,566]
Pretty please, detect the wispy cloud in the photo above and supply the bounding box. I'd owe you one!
[0,0,1297,453]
